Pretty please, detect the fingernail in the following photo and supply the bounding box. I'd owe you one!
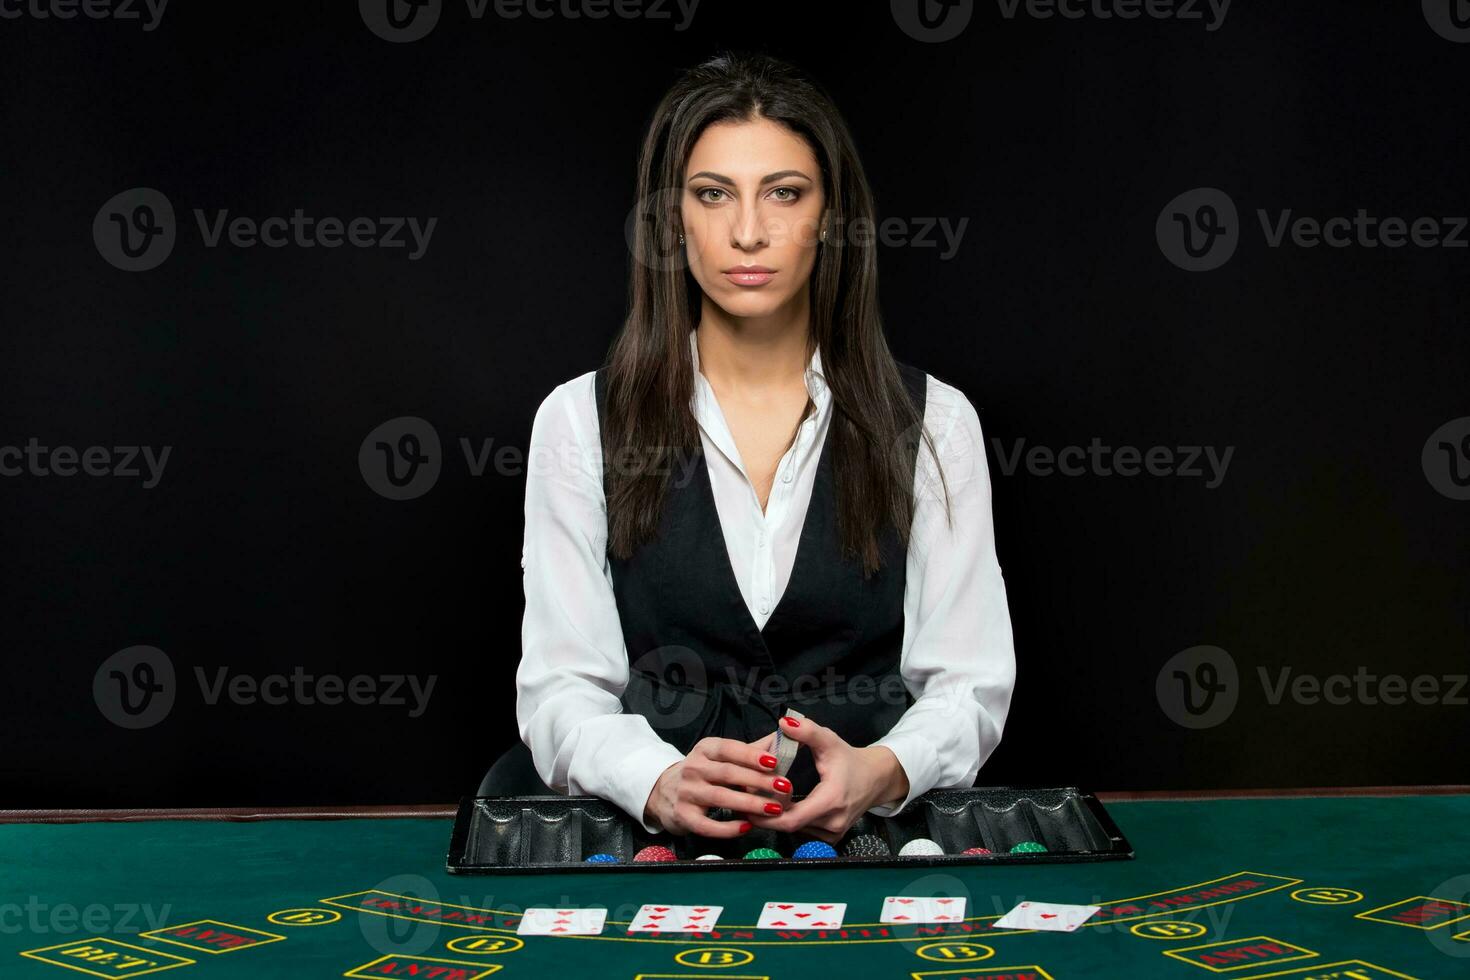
[764,802,782,815]
[738,821,752,833]
[773,777,791,793]
[783,717,800,727]
[759,754,778,769]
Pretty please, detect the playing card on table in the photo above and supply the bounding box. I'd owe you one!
[756,901,846,929]
[880,895,967,924]
[517,907,607,935]
[629,904,723,933]
[992,901,1099,933]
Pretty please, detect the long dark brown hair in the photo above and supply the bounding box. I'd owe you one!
[603,50,949,575]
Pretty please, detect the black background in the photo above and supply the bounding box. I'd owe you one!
[2,1,1466,807]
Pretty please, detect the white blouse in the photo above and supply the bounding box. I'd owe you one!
[515,329,1016,833]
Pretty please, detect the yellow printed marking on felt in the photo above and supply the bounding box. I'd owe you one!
[673,947,755,968]
[18,938,195,979]
[267,908,341,926]
[1131,920,1209,939]
[912,941,995,962]
[446,935,525,955]
[1290,887,1364,906]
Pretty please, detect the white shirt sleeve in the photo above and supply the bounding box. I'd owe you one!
[868,376,1017,817]
[515,373,685,834]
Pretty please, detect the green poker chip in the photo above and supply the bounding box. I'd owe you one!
[742,847,783,860]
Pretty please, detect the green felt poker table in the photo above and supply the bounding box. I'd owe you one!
[4,790,1470,980]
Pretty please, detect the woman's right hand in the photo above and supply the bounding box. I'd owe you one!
[642,734,794,836]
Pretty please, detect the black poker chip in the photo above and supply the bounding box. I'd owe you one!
[843,833,891,857]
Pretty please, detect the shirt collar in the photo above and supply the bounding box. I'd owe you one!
[688,327,829,474]
[688,327,827,402]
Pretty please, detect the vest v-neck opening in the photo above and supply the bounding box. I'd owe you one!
[694,410,834,641]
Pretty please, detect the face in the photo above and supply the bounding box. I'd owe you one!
[680,116,827,320]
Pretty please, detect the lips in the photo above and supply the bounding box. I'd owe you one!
[723,266,776,286]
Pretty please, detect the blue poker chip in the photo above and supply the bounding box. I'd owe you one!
[793,840,838,859]
[585,853,620,863]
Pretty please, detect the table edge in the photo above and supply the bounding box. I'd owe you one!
[2,786,1467,824]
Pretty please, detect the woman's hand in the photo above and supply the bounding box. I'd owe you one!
[747,715,910,844]
[643,734,795,836]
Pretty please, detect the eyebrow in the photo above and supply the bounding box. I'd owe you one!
[686,169,814,187]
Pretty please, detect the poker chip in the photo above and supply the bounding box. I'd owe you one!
[584,853,620,863]
[742,847,783,860]
[792,841,838,859]
[1009,841,1048,854]
[842,834,891,857]
[898,838,944,856]
[695,854,724,861]
[633,845,678,862]
[961,847,993,855]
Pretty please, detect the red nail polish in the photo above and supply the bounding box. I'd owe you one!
[773,777,791,793]
[759,754,778,769]
[783,716,800,727]
[764,803,782,815]
[738,821,752,833]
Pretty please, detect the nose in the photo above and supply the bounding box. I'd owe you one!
[729,202,767,250]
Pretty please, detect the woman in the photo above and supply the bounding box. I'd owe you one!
[491,51,1015,846]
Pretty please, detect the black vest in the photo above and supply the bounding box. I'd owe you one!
[596,363,928,793]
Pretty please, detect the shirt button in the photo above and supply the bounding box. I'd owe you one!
[759,601,770,615]
[782,468,793,483]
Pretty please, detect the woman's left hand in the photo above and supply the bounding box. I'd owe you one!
[745,714,910,844]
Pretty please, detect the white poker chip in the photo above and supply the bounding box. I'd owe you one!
[899,838,945,857]
[695,854,724,861]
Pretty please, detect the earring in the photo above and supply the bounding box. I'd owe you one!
[678,233,684,245]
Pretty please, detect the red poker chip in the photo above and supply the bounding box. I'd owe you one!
[961,847,993,855]
[633,845,679,862]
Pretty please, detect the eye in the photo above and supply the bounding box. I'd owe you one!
[769,187,801,203]
[696,187,729,204]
